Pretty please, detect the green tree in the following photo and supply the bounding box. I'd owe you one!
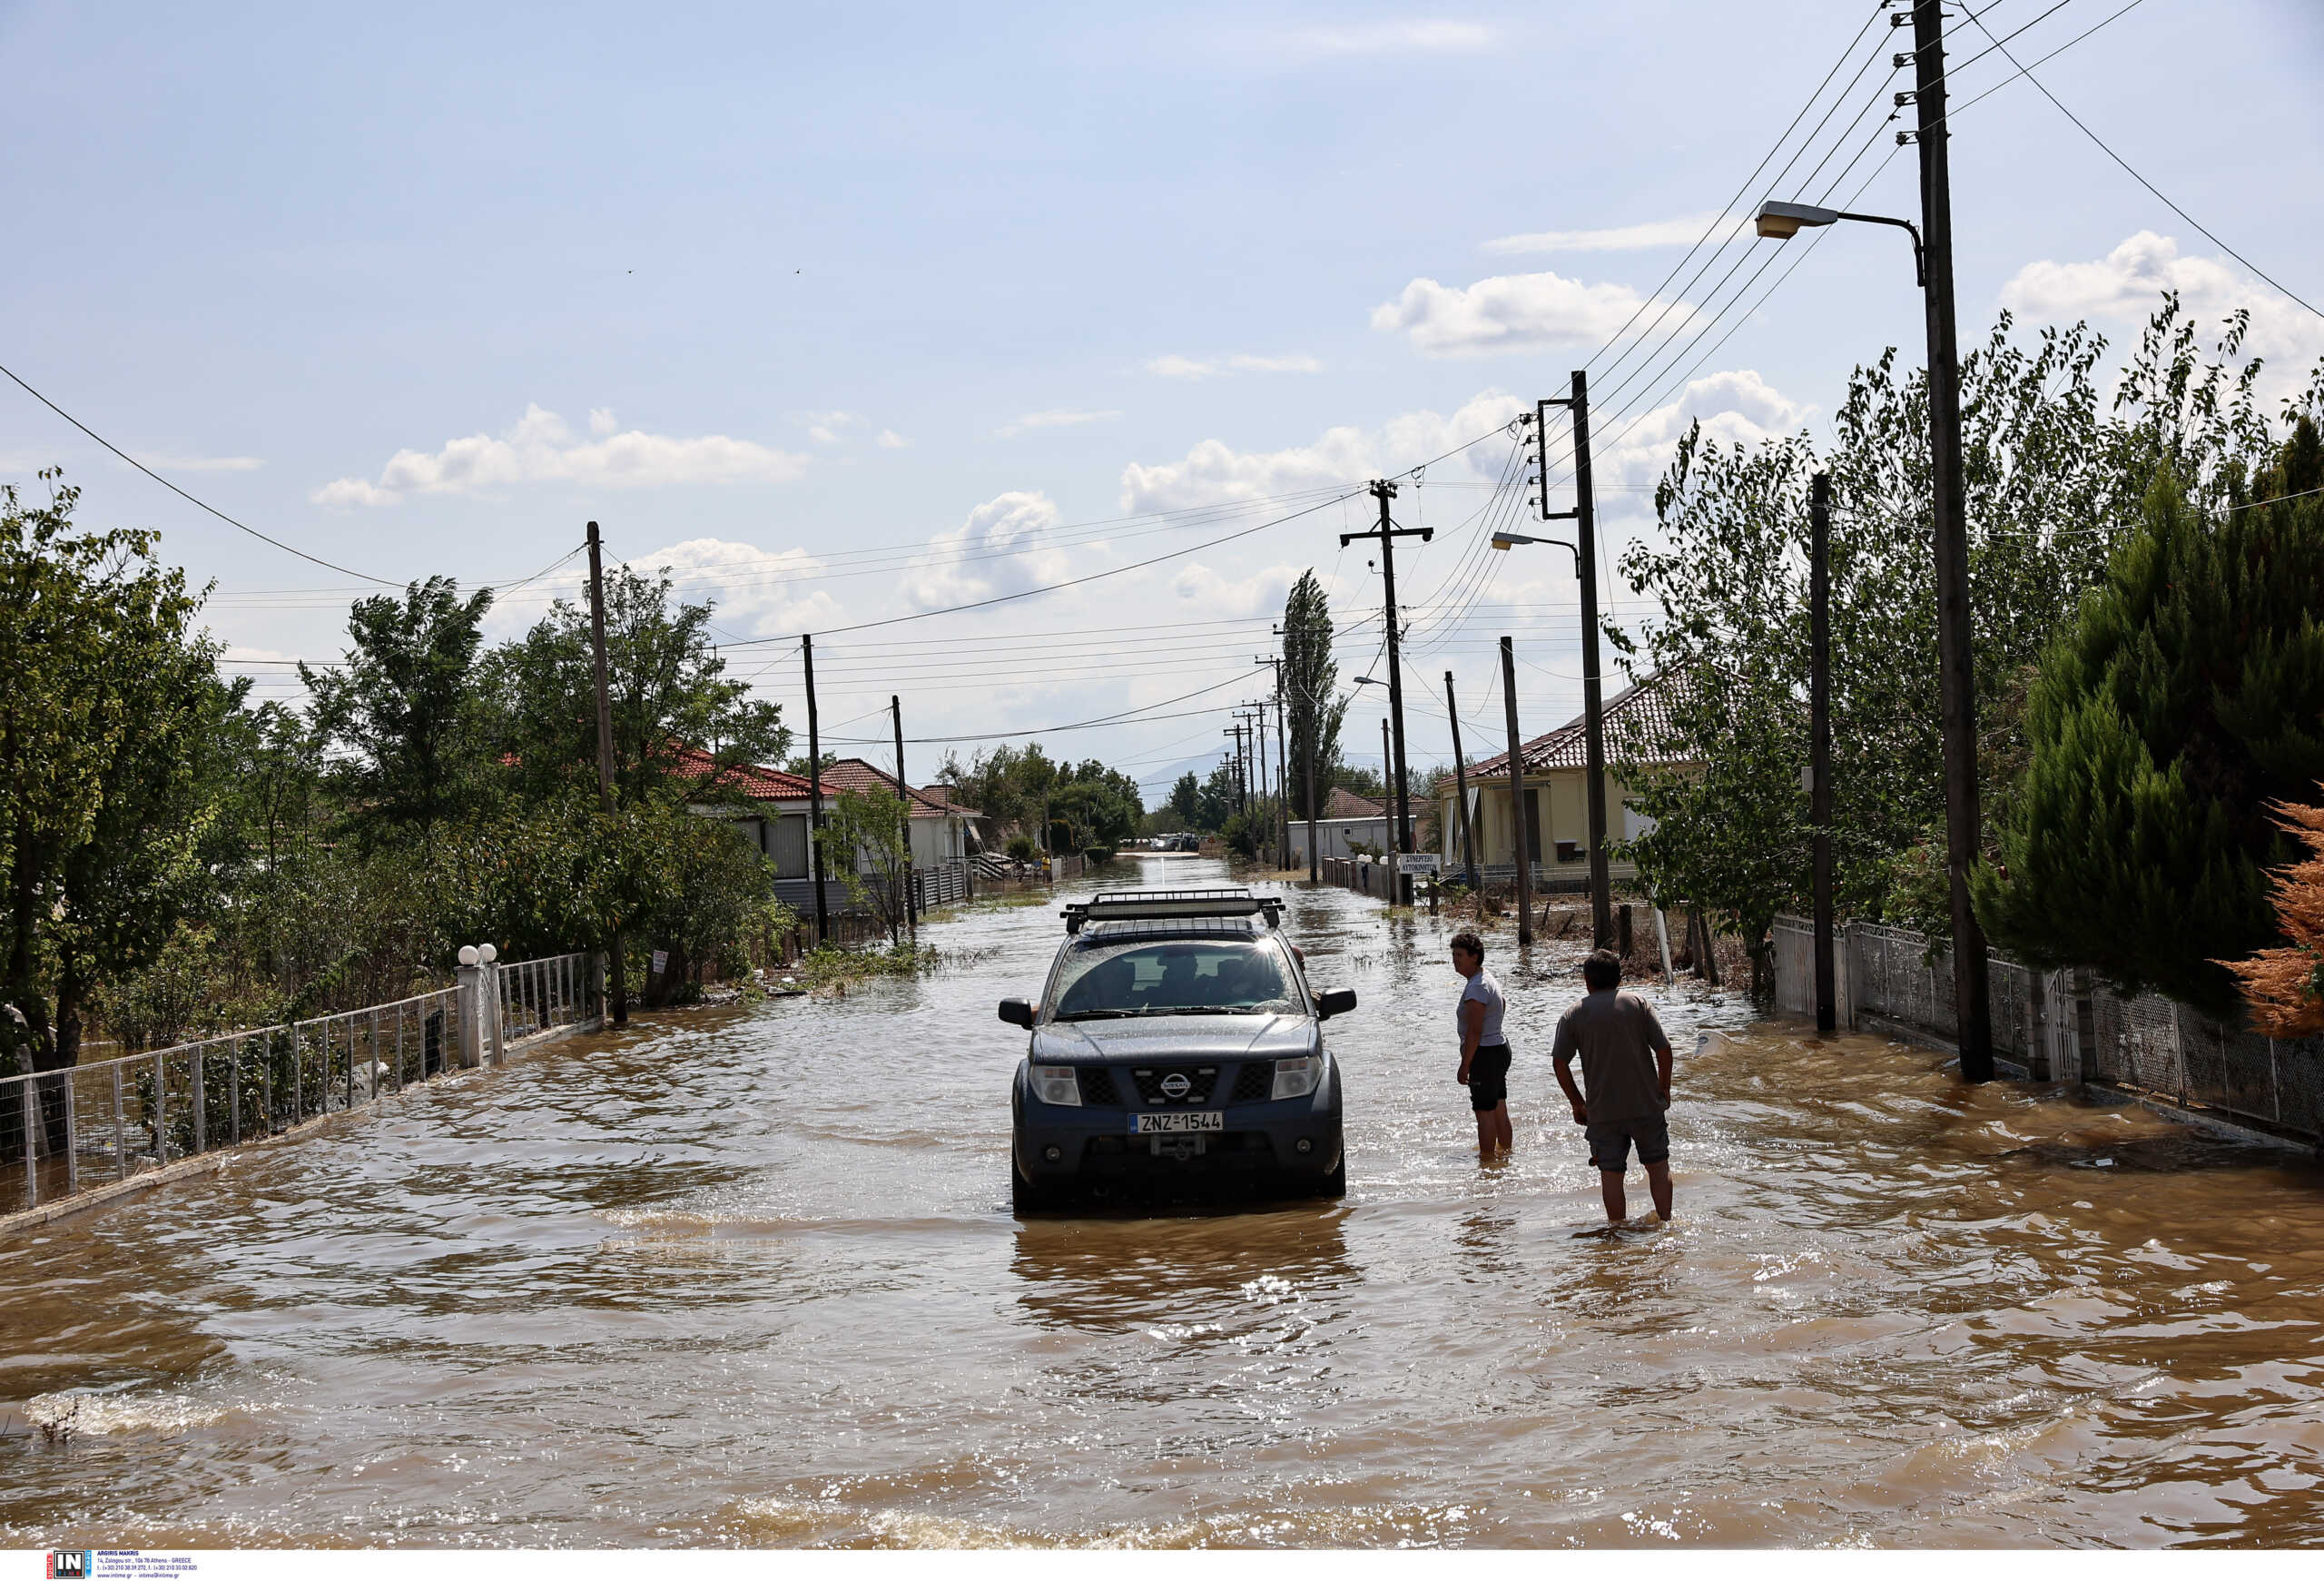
[0,478,209,1078]
[303,576,494,838]
[1975,444,2324,1017]
[1280,570,1346,818]
[1610,300,2319,984]
[817,786,911,942]
[1194,761,1240,831]
[1167,771,1201,826]
[485,564,788,809]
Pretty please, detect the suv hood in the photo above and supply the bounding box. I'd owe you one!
[1031,1013,1317,1062]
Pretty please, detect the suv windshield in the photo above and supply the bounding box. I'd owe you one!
[1050,938,1302,1020]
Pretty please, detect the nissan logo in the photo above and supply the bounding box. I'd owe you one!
[1160,1072,1191,1099]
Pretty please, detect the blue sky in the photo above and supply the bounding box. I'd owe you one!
[4,1,2319,796]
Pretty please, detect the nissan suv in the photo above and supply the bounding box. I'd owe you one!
[1000,887,1354,1210]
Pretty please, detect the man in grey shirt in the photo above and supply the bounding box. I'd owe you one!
[1551,948,1675,1223]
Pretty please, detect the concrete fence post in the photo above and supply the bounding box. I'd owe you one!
[456,945,487,1069]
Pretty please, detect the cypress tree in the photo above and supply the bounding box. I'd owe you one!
[1975,419,2324,1017]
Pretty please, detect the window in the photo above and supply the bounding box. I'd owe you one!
[771,815,810,878]
[1050,939,1302,1020]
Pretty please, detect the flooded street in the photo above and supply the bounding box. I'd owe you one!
[5,857,2321,1547]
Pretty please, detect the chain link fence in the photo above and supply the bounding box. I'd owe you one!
[1772,915,2322,1146]
[3,951,596,1220]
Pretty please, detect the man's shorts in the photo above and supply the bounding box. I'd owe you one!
[1585,1112,1669,1171]
[1468,1044,1512,1112]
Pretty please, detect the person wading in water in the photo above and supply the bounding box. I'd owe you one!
[1451,931,1512,1161]
[1551,948,1676,1223]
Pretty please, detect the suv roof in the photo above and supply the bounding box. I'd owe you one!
[1060,886,1284,934]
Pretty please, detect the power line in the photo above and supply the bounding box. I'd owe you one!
[0,358,403,585]
[1960,1,2319,322]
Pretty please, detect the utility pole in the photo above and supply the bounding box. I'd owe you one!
[803,634,830,944]
[1342,479,1432,904]
[1535,380,1613,948]
[892,695,917,940]
[1252,701,1271,858]
[1500,637,1532,946]
[586,521,627,1025]
[1274,682,1289,873]
[1445,670,1480,889]
[1810,472,1836,1033]
[1908,0,1993,1080]
[1302,681,1319,883]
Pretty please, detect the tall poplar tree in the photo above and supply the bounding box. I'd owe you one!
[1279,569,1345,818]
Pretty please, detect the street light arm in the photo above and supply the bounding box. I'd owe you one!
[1836,211,1926,287]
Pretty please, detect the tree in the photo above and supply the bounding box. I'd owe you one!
[1975,447,2324,1018]
[485,564,788,809]
[0,478,209,1079]
[817,787,911,943]
[1167,771,1201,827]
[303,576,494,838]
[1194,761,1240,831]
[2221,791,2324,1036]
[1280,570,1346,818]
[1610,300,2319,985]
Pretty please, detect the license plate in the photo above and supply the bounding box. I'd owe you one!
[1133,1111,1224,1135]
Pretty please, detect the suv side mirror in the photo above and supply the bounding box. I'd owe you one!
[998,997,1036,1029]
[1316,988,1357,1021]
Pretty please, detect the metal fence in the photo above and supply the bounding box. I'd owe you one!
[911,858,972,909]
[1771,914,2324,1145]
[2,950,597,1220]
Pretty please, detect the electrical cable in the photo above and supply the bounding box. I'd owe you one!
[0,358,402,585]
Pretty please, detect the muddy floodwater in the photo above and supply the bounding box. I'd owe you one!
[5,858,2322,1547]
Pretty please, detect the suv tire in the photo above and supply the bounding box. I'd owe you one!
[1009,1162,1054,1215]
[1312,1159,1346,1200]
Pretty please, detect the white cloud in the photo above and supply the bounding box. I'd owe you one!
[1372,270,1670,358]
[147,453,264,472]
[874,429,911,450]
[1119,390,1524,512]
[1168,560,1303,618]
[1147,352,1324,379]
[803,410,860,446]
[1482,214,1730,256]
[904,490,1072,609]
[2001,231,2324,393]
[310,405,811,506]
[1295,20,1496,54]
[588,408,618,437]
[998,409,1122,438]
[615,537,842,639]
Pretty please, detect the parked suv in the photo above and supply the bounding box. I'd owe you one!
[1001,887,1354,1210]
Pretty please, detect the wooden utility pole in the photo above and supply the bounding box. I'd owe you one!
[1501,637,1533,946]
[803,634,830,944]
[1445,670,1480,888]
[1251,701,1271,859]
[1535,380,1613,947]
[1910,0,1994,1081]
[892,695,917,939]
[586,521,627,1025]
[1342,479,1432,904]
[1810,472,1836,1033]
[1274,683,1289,872]
[1303,687,1319,883]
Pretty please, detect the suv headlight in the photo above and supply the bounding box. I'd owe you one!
[1272,1055,1322,1101]
[1029,1065,1081,1106]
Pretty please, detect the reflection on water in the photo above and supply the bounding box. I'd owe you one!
[3,855,2322,1548]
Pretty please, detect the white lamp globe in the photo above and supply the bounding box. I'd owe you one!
[458,945,480,967]
[478,943,498,963]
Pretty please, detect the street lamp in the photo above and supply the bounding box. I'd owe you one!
[1753,201,1925,285]
[1488,530,1580,568]
[1753,186,1993,1079]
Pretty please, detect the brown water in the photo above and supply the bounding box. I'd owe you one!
[5,857,2321,1548]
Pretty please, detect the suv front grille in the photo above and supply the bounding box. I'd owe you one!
[1130,1064,1219,1105]
[1077,1066,1121,1105]
[1230,1062,1274,1102]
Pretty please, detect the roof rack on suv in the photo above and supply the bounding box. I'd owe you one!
[1061,887,1284,934]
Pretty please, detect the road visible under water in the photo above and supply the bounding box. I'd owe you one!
[5,857,2321,1547]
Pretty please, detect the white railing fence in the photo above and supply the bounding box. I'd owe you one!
[3,949,597,1219]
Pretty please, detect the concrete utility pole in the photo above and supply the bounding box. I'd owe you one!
[1257,657,1291,871]
[1501,637,1532,946]
[1445,669,1481,888]
[1909,0,1994,1081]
[1810,471,1836,1033]
[585,521,626,1025]
[1342,479,1432,904]
[1251,701,1271,858]
[803,634,830,944]
[892,695,916,939]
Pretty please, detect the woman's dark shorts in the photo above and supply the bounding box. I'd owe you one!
[1468,1044,1512,1112]
[1585,1113,1669,1171]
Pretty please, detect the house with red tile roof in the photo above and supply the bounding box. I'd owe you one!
[817,757,982,866]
